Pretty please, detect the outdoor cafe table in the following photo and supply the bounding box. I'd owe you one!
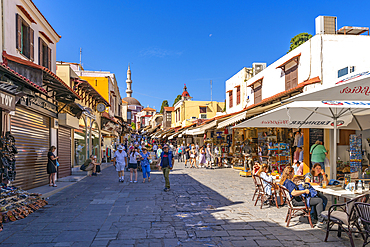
[312,185,365,203]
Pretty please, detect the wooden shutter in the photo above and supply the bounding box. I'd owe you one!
[47,47,51,69]
[38,37,43,66]
[254,85,262,104]
[16,14,22,50]
[285,65,298,90]
[291,65,298,88]
[29,28,34,61]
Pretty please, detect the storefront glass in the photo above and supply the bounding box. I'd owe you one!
[91,121,100,162]
[75,117,87,166]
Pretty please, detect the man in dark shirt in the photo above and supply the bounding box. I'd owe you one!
[158,145,174,192]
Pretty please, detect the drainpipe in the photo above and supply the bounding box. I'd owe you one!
[1,0,4,54]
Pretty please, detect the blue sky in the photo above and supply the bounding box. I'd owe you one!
[34,0,370,110]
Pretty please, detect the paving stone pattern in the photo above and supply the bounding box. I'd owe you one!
[0,162,362,246]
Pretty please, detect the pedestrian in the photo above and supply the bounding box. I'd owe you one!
[310,140,328,172]
[112,146,128,183]
[158,145,174,192]
[199,146,206,168]
[140,147,151,183]
[205,144,213,168]
[190,145,198,168]
[47,146,58,187]
[157,145,163,159]
[153,142,158,153]
[184,144,190,168]
[180,143,185,162]
[128,146,140,183]
[177,145,183,162]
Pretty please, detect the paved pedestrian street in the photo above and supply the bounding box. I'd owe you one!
[0,163,362,247]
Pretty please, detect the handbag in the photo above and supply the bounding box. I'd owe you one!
[95,164,101,173]
[80,164,86,171]
[56,160,60,167]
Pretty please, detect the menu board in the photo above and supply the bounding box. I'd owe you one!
[309,129,324,147]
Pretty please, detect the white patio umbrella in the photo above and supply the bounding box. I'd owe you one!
[233,100,370,179]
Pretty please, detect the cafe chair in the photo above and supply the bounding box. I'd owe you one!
[253,175,267,209]
[321,193,370,247]
[259,176,282,208]
[251,175,260,201]
[279,185,314,228]
[354,202,370,247]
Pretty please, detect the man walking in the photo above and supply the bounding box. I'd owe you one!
[158,145,174,192]
[112,146,128,182]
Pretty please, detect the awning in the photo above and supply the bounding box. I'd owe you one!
[233,100,370,130]
[285,71,370,102]
[217,111,247,129]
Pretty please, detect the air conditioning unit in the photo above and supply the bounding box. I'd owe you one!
[315,16,337,35]
[199,114,207,119]
[252,63,266,76]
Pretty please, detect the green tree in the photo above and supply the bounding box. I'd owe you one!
[160,100,169,114]
[288,33,312,53]
[131,122,136,130]
[172,95,182,106]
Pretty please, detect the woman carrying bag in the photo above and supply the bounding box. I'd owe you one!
[47,146,58,187]
[140,147,151,183]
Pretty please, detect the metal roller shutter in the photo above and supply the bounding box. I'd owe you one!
[11,107,50,190]
[57,126,71,178]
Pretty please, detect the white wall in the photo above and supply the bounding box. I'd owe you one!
[237,34,370,108]
[225,68,249,114]
[2,0,60,72]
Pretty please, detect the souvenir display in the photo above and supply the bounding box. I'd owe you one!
[0,184,48,231]
[349,134,362,173]
[0,132,17,182]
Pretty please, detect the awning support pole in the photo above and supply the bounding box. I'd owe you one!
[332,117,337,180]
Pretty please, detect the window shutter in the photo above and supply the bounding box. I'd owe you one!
[38,37,43,66]
[47,47,51,69]
[29,28,34,61]
[291,65,298,88]
[16,14,22,50]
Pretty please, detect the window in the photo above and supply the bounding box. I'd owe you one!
[229,91,233,108]
[16,14,34,60]
[236,86,241,105]
[39,38,51,69]
[254,85,262,104]
[338,66,355,78]
[285,65,298,90]
[199,107,206,113]
[166,113,171,122]
[200,114,207,119]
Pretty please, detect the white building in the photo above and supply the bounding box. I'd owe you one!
[226,16,370,111]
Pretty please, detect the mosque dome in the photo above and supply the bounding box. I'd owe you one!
[122,97,141,106]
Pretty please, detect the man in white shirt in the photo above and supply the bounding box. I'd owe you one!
[112,146,128,182]
[153,143,158,153]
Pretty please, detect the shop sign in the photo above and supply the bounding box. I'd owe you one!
[261,120,345,126]
[19,96,57,118]
[336,71,370,85]
[322,100,370,106]
[0,90,15,111]
[338,85,370,96]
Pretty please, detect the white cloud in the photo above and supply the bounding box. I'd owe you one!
[209,34,212,37]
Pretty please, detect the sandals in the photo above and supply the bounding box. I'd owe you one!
[53,184,57,187]
[142,179,145,183]
[148,178,150,182]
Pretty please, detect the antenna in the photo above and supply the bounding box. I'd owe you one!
[210,80,213,102]
[79,48,82,69]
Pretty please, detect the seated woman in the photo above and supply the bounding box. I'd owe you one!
[280,166,326,228]
[257,163,273,195]
[304,163,328,210]
[305,163,328,185]
[252,162,261,175]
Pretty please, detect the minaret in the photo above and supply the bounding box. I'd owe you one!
[126,64,132,97]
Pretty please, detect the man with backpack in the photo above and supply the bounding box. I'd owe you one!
[158,145,174,192]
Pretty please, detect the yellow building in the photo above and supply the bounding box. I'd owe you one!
[171,85,225,127]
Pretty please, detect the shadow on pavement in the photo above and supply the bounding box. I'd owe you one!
[0,165,360,247]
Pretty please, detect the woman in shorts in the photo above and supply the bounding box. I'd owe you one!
[128,147,140,183]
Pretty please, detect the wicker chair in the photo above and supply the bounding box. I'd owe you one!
[253,175,267,209]
[259,175,281,208]
[279,184,314,228]
[354,202,370,247]
[251,175,259,201]
[321,193,370,247]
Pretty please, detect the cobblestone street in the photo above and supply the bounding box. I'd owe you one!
[0,163,361,247]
